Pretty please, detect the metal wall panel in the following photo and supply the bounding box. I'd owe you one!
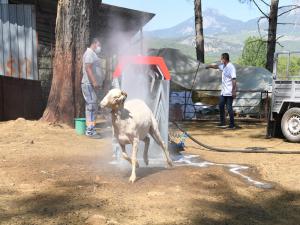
[9,4,18,77]
[0,7,4,76]
[24,5,33,79]
[0,4,38,80]
[17,4,26,79]
[2,4,10,77]
[0,75,44,121]
[31,5,37,80]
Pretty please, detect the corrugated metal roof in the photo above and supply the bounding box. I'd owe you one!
[8,0,154,53]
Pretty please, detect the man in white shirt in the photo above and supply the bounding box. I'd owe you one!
[81,38,103,137]
[206,53,237,129]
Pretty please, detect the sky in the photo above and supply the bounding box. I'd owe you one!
[103,0,297,31]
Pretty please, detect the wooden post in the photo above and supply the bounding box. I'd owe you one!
[194,0,204,63]
[265,0,279,72]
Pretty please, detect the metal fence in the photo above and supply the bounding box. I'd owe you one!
[169,89,271,121]
[0,4,38,80]
[0,75,44,121]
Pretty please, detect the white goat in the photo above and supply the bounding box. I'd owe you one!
[100,88,173,183]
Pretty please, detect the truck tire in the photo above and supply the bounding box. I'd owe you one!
[281,107,300,142]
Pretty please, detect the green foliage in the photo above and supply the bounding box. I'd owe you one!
[276,56,300,78]
[238,36,267,67]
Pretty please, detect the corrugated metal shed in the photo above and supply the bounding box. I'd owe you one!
[95,3,155,55]
[0,4,38,79]
[8,0,154,55]
[0,1,155,121]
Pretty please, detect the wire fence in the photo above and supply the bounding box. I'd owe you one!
[169,89,271,121]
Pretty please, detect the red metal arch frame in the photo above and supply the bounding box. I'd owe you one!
[113,56,171,80]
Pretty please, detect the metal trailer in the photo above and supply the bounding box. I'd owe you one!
[267,51,300,142]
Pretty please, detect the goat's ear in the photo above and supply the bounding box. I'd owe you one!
[121,91,127,97]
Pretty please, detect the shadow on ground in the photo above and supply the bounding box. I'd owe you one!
[187,173,300,225]
[1,161,300,225]
[173,121,267,136]
[0,181,109,224]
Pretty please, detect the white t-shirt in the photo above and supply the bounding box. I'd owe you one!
[82,48,104,85]
[218,62,236,96]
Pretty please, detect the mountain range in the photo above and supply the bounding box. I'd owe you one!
[145,8,300,61]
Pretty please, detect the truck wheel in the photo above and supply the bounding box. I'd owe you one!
[281,107,300,142]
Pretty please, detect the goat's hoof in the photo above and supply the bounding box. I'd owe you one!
[129,175,136,183]
[144,158,149,166]
[167,160,173,168]
[136,161,140,168]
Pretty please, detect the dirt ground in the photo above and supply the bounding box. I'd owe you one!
[1,118,300,225]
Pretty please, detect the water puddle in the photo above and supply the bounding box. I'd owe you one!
[173,153,273,189]
[110,153,273,189]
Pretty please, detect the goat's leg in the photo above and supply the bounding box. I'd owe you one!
[120,144,139,168]
[150,127,173,167]
[129,138,139,183]
[120,144,132,165]
[143,136,150,166]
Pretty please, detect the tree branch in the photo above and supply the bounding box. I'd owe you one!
[278,6,300,17]
[276,41,284,48]
[253,0,269,18]
[258,0,270,7]
[257,16,268,38]
[278,4,300,9]
[276,35,284,41]
[277,22,300,26]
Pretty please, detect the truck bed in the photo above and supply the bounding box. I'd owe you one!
[272,80,300,113]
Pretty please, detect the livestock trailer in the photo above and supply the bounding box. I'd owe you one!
[267,51,300,142]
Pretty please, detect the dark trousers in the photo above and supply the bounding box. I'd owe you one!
[219,95,234,127]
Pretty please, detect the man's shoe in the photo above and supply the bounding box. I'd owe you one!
[216,124,227,128]
[225,126,236,130]
[85,128,101,138]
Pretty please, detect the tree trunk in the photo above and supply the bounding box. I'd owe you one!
[194,0,205,63]
[41,0,99,126]
[265,0,279,72]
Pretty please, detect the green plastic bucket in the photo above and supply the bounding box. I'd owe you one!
[74,118,86,135]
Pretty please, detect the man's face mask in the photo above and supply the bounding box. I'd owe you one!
[220,58,225,65]
[95,46,101,54]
